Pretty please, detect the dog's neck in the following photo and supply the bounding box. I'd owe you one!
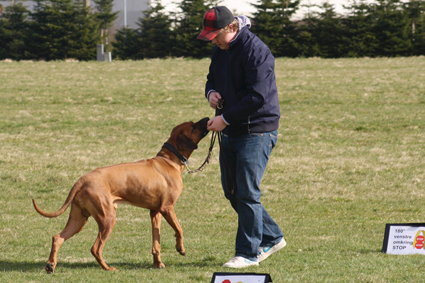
[161,142,189,166]
[157,144,191,171]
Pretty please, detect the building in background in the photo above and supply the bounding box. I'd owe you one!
[0,0,149,30]
[111,0,148,29]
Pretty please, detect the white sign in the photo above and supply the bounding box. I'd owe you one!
[383,223,425,255]
[211,273,271,283]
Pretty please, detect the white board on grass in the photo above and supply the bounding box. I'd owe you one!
[382,223,425,255]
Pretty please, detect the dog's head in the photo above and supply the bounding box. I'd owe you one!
[167,117,210,158]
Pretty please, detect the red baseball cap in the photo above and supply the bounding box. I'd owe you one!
[197,6,235,41]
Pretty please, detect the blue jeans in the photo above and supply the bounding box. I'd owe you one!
[220,130,284,261]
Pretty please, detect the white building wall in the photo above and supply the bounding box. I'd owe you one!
[0,0,149,30]
[112,0,149,30]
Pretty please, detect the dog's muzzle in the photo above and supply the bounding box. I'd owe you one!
[198,117,210,138]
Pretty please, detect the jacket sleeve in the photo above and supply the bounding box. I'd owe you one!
[205,48,218,99]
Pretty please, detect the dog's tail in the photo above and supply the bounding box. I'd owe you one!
[32,179,83,218]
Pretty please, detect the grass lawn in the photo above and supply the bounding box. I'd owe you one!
[1,57,424,282]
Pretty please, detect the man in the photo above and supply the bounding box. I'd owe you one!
[197,6,286,268]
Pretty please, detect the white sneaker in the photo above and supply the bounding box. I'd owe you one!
[222,256,259,268]
[258,238,287,262]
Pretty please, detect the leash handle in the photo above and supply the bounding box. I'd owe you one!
[215,99,224,116]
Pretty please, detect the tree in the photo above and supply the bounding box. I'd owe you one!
[404,0,425,55]
[343,0,380,57]
[138,0,174,58]
[371,0,413,56]
[29,0,100,61]
[251,0,300,57]
[295,5,322,57]
[312,2,348,58]
[112,27,141,60]
[173,0,218,58]
[112,0,174,59]
[294,25,321,57]
[93,0,118,47]
[0,3,31,60]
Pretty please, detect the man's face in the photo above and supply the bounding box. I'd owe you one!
[211,27,235,50]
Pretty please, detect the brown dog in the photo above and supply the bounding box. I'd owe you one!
[32,117,209,273]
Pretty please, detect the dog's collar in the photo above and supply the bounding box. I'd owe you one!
[162,142,189,166]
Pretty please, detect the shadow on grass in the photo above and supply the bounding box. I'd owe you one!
[0,258,219,273]
[358,248,383,254]
[0,260,99,273]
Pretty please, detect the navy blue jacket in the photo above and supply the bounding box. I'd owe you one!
[205,26,280,137]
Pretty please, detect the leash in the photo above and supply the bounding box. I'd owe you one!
[187,130,221,173]
[167,99,234,194]
[213,99,235,194]
[161,100,223,173]
[188,99,234,194]
[163,100,228,180]
[161,130,220,174]
[162,140,214,173]
[187,99,224,174]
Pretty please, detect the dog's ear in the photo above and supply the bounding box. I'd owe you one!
[176,133,198,151]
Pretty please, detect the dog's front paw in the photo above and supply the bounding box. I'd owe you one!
[176,246,186,256]
[45,263,55,274]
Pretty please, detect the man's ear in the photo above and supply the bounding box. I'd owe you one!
[176,133,198,151]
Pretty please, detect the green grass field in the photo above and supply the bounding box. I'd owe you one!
[1,57,424,282]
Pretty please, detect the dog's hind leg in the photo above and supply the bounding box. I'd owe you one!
[162,207,186,256]
[150,210,165,268]
[90,206,117,271]
[46,204,88,274]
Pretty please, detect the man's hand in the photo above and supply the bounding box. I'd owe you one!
[209,91,222,109]
[207,115,226,132]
